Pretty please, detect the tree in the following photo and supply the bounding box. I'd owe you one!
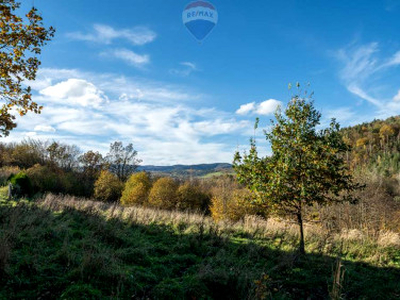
[93,170,123,202]
[46,142,80,171]
[148,177,178,209]
[79,150,106,178]
[106,141,141,181]
[0,0,55,136]
[234,93,360,254]
[176,182,210,211]
[120,171,152,206]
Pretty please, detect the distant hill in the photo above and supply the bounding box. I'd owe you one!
[137,163,233,178]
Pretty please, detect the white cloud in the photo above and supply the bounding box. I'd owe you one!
[336,42,400,115]
[347,84,382,107]
[34,68,195,104]
[337,42,379,82]
[25,132,37,137]
[394,90,400,102]
[257,99,282,115]
[324,107,357,125]
[170,62,198,77]
[386,51,400,67]
[102,48,150,67]
[34,125,56,133]
[67,24,156,46]
[39,79,107,107]
[236,99,281,116]
[5,68,252,165]
[236,102,255,115]
[181,62,196,69]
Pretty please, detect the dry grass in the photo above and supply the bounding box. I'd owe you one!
[38,194,400,263]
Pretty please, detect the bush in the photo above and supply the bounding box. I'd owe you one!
[120,172,152,206]
[210,188,261,222]
[8,172,33,197]
[26,164,60,194]
[0,166,20,186]
[93,170,123,202]
[148,177,178,209]
[176,182,210,211]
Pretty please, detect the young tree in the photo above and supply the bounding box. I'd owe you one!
[120,171,152,206]
[106,141,141,181]
[0,0,55,136]
[234,93,360,254]
[148,177,178,209]
[93,170,123,202]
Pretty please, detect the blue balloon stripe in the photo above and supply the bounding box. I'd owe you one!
[184,19,215,41]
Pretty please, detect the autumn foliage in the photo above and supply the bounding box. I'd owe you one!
[93,170,123,202]
[148,177,178,209]
[120,172,152,206]
[0,0,55,136]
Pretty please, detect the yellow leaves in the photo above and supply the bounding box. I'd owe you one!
[0,0,54,136]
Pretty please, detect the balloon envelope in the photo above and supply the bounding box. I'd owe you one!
[182,1,218,42]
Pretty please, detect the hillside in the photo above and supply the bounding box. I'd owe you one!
[341,115,400,175]
[137,163,233,178]
[0,194,399,299]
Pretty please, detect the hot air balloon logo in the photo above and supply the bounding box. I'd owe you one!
[182,1,218,42]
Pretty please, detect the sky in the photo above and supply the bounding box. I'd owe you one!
[4,0,400,165]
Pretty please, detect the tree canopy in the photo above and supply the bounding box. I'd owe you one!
[0,0,55,136]
[234,92,360,254]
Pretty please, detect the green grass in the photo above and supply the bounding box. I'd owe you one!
[0,186,7,200]
[0,198,399,299]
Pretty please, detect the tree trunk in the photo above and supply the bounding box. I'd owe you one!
[296,211,305,255]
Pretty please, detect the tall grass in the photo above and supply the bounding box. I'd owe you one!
[39,194,400,265]
[1,194,399,299]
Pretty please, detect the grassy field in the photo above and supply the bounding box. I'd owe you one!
[0,194,399,299]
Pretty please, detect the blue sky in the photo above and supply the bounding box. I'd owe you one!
[6,0,400,165]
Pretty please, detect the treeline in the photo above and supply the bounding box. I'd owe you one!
[0,140,140,197]
[2,116,400,233]
[0,139,268,221]
[341,115,400,175]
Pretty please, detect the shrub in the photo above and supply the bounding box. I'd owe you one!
[120,172,152,206]
[0,166,20,186]
[210,188,261,222]
[93,170,123,202]
[148,177,178,209]
[26,164,60,194]
[8,172,33,197]
[26,164,83,196]
[176,182,210,211]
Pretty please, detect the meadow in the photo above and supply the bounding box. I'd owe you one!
[0,192,399,299]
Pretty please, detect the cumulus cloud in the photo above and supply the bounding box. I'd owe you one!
[5,68,252,165]
[236,99,281,116]
[236,102,255,115]
[394,90,400,102]
[257,99,282,115]
[34,68,194,104]
[67,24,156,45]
[102,48,150,67]
[39,79,107,107]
